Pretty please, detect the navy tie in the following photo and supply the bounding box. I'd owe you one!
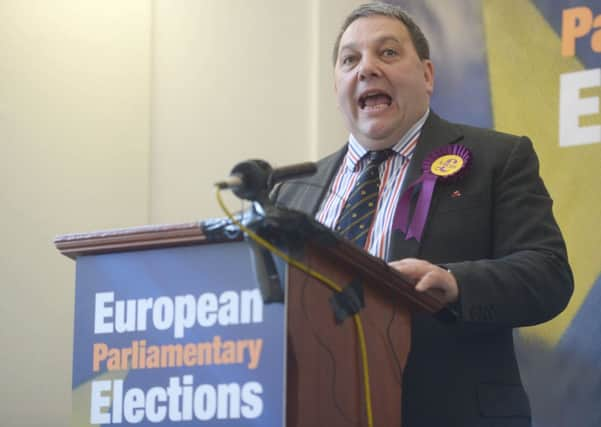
[336,150,392,248]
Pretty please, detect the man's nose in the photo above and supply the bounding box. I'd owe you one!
[358,56,381,81]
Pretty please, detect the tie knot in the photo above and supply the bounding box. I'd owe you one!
[367,149,393,166]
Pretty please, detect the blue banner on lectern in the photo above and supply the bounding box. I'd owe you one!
[72,241,285,426]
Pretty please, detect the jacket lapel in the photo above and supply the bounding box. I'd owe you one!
[387,112,464,261]
[275,146,346,216]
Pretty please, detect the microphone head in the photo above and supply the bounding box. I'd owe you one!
[229,159,273,201]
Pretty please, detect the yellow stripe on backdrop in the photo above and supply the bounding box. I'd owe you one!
[482,0,601,345]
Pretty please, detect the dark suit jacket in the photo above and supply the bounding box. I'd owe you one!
[272,112,573,427]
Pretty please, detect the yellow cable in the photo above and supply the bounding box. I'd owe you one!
[215,188,374,427]
[353,314,373,425]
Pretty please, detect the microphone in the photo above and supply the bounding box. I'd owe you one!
[268,162,317,187]
[221,159,272,202]
[215,160,317,202]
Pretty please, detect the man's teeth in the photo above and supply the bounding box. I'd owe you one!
[361,94,391,110]
[363,103,389,111]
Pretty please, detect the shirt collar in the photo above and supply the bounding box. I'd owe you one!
[344,108,429,172]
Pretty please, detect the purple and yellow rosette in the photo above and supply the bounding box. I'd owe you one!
[393,144,471,241]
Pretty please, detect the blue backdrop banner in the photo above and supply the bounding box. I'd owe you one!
[72,241,285,426]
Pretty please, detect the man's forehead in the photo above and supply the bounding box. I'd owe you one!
[339,16,410,50]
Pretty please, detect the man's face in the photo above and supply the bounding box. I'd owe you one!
[334,15,434,150]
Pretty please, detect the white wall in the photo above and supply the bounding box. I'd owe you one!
[151,0,312,222]
[0,1,151,425]
[0,0,360,425]
[150,0,363,223]
[315,1,362,158]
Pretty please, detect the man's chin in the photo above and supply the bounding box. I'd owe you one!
[355,126,400,150]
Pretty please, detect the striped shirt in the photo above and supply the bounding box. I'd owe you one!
[315,110,429,260]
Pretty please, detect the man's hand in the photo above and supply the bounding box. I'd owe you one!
[388,258,459,304]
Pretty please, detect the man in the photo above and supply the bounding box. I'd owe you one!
[271,2,573,426]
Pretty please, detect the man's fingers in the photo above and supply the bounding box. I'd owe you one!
[388,258,428,281]
[415,270,458,303]
[414,271,448,294]
[414,271,436,292]
[389,258,459,303]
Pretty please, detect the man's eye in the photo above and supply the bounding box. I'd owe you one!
[342,55,357,65]
[382,48,397,57]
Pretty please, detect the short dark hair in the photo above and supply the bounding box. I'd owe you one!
[332,2,430,65]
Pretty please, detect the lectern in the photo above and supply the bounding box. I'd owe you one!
[55,209,443,426]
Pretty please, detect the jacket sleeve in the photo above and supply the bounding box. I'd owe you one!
[446,136,573,327]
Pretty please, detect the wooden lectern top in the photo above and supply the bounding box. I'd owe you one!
[55,221,232,260]
[54,216,444,314]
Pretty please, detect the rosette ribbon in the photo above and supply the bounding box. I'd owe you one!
[392,144,471,241]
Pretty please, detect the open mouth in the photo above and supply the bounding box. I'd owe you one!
[358,91,392,110]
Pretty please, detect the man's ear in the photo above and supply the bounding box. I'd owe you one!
[423,59,435,96]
